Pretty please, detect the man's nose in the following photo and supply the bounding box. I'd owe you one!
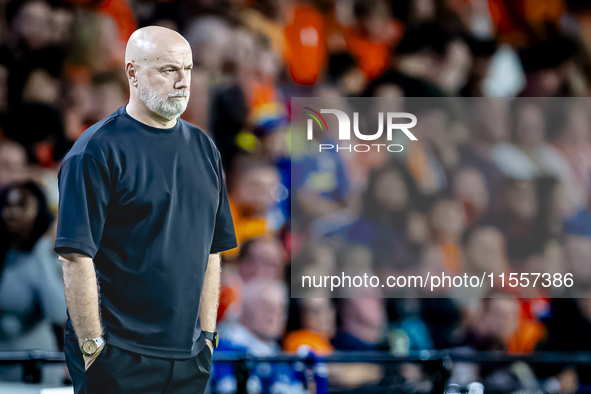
[175,70,190,90]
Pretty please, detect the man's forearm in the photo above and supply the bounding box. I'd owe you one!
[200,253,221,333]
[60,253,103,345]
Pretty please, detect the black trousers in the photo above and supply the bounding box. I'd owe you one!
[64,334,212,394]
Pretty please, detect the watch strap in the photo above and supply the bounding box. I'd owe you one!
[202,331,218,349]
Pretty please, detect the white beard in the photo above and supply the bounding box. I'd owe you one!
[138,79,190,121]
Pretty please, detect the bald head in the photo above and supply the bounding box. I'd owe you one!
[125,26,193,125]
[125,26,190,66]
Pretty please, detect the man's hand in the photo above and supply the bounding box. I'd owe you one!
[83,343,106,371]
[205,339,214,354]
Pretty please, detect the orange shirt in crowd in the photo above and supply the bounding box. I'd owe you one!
[283,329,334,354]
[507,297,548,353]
[284,6,327,85]
[488,0,564,45]
[343,27,390,80]
[223,200,267,256]
[97,0,137,44]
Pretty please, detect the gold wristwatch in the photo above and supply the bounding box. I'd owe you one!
[80,336,106,356]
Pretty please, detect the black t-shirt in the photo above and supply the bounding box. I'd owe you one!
[54,105,237,358]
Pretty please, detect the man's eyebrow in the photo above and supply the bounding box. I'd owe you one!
[158,64,180,70]
[158,63,193,70]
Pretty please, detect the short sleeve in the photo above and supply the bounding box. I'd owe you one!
[210,155,237,253]
[54,153,111,259]
[36,239,67,325]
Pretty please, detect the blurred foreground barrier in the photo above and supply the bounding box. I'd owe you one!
[2,350,591,392]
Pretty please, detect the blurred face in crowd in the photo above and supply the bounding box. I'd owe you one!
[14,0,52,50]
[562,105,591,146]
[411,0,436,21]
[514,103,545,148]
[239,239,284,282]
[373,169,408,212]
[234,166,279,212]
[529,68,562,97]
[126,27,192,122]
[453,167,489,218]
[437,39,472,93]
[471,99,508,144]
[413,108,447,144]
[186,17,232,70]
[506,180,537,222]
[1,187,38,240]
[465,227,508,276]
[241,281,287,342]
[0,142,27,188]
[343,297,386,343]
[92,81,128,121]
[482,297,519,342]
[430,199,466,239]
[302,298,335,338]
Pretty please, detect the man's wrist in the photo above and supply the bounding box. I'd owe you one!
[203,331,219,349]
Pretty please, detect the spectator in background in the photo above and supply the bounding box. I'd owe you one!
[518,36,579,97]
[326,52,366,96]
[284,297,336,354]
[546,100,591,215]
[284,0,328,85]
[460,226,509,297]
[0,0,67,106]
[429,198,467,275]
[0,181,66,380]
[330,295,388,388]
[387,298,434,353]
[88,70,129,123]
[453,166,490,224]
[461,295,520,352]
[0,140,28,189]
[493,100,569,181]
[332,296,388,351]
[460,37,497,97]
[343,0,392,80]
[395,23,472,95]
[238,236,286,283]
[223,279,288,356]
[405,103,455,195]
[214,279,305,394]
[225,159,280,257]
[340,164,426,274]
[481,178,546,265]
[459,99,508,210]
[217,236,286,343]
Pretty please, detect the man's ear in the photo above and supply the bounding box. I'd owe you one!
[126,62,139,88]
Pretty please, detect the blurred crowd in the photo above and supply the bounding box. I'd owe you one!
[2,0,591,392]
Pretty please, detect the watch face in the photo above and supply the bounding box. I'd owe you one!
[213,332,219,348]
[83,340,98,354]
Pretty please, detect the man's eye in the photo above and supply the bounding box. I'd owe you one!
[164,70,174,74]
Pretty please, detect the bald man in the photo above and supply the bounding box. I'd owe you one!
[54,26,237,393]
